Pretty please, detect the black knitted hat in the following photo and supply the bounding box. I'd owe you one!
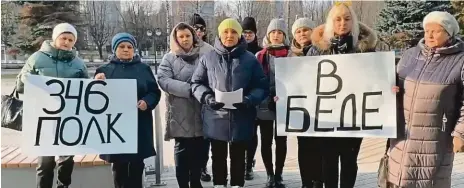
[190,13,206,27]
[241,17,257,33]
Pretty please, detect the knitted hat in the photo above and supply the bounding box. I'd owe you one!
[292,18,316,36]
[190,13,206,27]
[52,23,77,42]
[423,11,460,37]
[218,18,243,36]
[267,18,287,37]
[242,17,258,33]
[111,33,137,53]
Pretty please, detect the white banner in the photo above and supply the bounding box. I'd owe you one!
[275,51,397,138]
[22,75,138,156]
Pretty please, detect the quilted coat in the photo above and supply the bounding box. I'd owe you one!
[387,38,464,188]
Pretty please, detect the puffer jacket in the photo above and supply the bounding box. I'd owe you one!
[387,38,464,188]
[16,40,89,93]
[158,23,214,141]
[191,36,269,142]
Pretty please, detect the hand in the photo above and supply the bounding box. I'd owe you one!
[205,95,224,110]
[95,73,106,80]
[138,100,148,111]
[233,97,251,110]
[453,136,464,153]
[392,86,400,93]
[274,96,279,102]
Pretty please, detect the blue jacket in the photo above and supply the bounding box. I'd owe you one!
[97,56,161,162]
[191,36,269,142]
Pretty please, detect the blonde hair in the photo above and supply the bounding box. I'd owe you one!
[323,4,359,48]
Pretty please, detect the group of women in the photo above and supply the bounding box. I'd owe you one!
[16,1,464,188]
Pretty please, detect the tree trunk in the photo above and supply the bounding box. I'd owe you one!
[97,45,103,60]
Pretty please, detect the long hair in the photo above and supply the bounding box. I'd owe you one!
[323,4,360,48]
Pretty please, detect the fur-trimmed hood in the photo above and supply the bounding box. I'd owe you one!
[311,22,378,52]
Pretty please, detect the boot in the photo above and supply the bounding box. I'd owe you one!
[245,159,255,180]
[274,174,285,188]
[312,181,323,188]
[200,168,211,182]
[266,173,275,188]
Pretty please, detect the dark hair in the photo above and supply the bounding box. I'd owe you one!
[175,23,199,46]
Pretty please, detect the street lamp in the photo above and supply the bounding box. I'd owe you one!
[146,28,162,64]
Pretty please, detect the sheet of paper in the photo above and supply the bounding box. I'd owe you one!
[214,88,243,109]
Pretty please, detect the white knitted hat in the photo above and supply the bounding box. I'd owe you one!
[52,23,78,41]
[292,18,316,36]
[423,11,460,37]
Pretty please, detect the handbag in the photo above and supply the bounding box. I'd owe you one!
[1,87,23,131]
[377,139,390,188]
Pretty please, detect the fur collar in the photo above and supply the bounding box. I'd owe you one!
[311,22,378,52]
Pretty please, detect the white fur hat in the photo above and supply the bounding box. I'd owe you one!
[423,11,460,37]
[52,23,77,41]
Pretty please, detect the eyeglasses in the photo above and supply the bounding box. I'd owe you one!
[193,25,206,32]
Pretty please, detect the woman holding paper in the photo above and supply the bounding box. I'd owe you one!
[191,18,269,188]
[305,2,377,188]
[387,11,464,188]
[255,18,294,188]
[157,22,214,188]
[95,33,161,188]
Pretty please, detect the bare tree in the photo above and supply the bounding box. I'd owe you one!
[82,1,115,59]
[1,2,19,46]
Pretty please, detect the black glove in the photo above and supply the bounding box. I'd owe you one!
[233,97,252,110]
[205,94,225,110]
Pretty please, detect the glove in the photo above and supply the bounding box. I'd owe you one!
[233,97,252,110]
[453,136,464,153]
[205,94,225,110]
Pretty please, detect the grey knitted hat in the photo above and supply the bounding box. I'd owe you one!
[423,11,460,37]
[264,18,290,46]
[292,18,316,36]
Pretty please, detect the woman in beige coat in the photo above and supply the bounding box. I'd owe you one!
[388,11,464,188]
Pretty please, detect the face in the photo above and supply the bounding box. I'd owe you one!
[220,28,240,47]
[269,30,284,45]
[176,28,194,51]
[295,27,312,46]
[243,30,256,43]
[115,42,135,60]
[424,23,450,48]
[333,6,353,36]
[193,25,205,40]
[54,33,76,51]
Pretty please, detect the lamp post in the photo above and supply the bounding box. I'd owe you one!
[146,28,162,64]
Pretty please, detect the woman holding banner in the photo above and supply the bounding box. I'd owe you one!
[157,22,214,188]
[15,23,88,188]
[387,11,464,188]
[305,2,378,188]
[255,18,294,188]
[95,33,161,188]
[191,18,269,188]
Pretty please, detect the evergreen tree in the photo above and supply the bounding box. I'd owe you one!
[13,1,83,54]
[451,0,464,36]
[376,0,452,49]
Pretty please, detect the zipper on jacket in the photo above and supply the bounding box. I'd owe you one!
[398,49,435,183]
[442,111,447,132]
[227,53,232,141]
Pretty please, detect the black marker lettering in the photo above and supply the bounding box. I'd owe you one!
[35,117,61,146]
[82,116,106,145]
[107,113,125,143]
[43,79,65,114]
[84,80,109,114]
[285,96,310,132]
[316,59,343,95]
[65,80,84,115]
[338,94,360,131]
[315,96,336,132]
[59,116,83,146]
[362,91,383,130]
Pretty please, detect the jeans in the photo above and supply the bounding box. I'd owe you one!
[298,136,324,186]
[111,161,145,188]
[323,138,363,188]
[175,137,204,188]
[211,139,247,187]
[257,119,287,176]
[36,156,74,188]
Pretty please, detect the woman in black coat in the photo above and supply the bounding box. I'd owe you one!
[96,32,161,188]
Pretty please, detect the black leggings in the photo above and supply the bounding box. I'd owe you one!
[111,161,145,188]
[256,119,287,176]
[298,137,324,186]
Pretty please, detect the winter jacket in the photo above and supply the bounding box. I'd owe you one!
[98,56,161,162]
[191,36,269,142]
[255,46,295,120]
[246,37,263,55]
[158,23,214,141]
[16,40,89,93]
[387,38,464,188]
[291,39,312,56]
